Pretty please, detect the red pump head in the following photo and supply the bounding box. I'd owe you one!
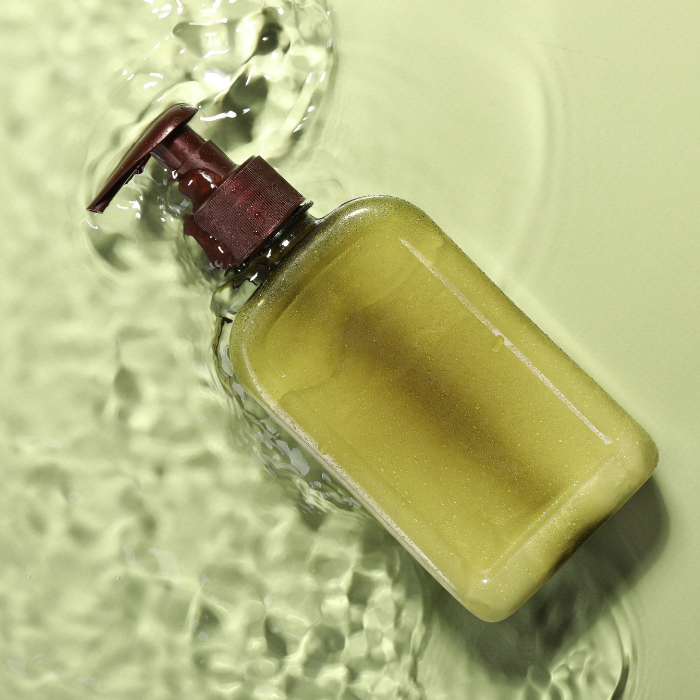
[87,104,305,269]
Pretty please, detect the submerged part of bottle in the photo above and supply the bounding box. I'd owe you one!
[88,104,658,622]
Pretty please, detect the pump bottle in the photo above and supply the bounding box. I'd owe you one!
[89,104,657,622]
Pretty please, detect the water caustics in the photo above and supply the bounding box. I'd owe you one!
[0,0,659,698]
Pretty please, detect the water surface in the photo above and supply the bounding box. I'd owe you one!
[1,1,698,698]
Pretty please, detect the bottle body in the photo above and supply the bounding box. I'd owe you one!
[229,195,657,621]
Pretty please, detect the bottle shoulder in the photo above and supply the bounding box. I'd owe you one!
[233,194,451,327]
[318,194,436,233]
[274,194,450,284]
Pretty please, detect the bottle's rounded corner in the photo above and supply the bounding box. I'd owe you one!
[455,584,529,624]
[618,418,659,484]
[641,429,660,478]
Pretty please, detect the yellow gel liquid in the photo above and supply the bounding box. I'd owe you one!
[229,196,657,621]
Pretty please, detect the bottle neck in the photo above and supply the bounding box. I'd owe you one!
[211,206,318,320]
[226,204,318,289]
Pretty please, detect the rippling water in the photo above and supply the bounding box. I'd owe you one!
[1,0,685,697]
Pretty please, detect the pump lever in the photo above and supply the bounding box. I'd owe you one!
[87,104,198,213]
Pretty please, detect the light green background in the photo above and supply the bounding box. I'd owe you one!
[1,1,698,698]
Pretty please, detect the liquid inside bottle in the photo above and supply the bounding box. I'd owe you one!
[229,195,657,621]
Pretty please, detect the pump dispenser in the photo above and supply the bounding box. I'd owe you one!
[88,104,307,269]
[89,104,658,622]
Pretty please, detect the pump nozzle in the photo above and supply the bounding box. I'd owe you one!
[87,104,305,269]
